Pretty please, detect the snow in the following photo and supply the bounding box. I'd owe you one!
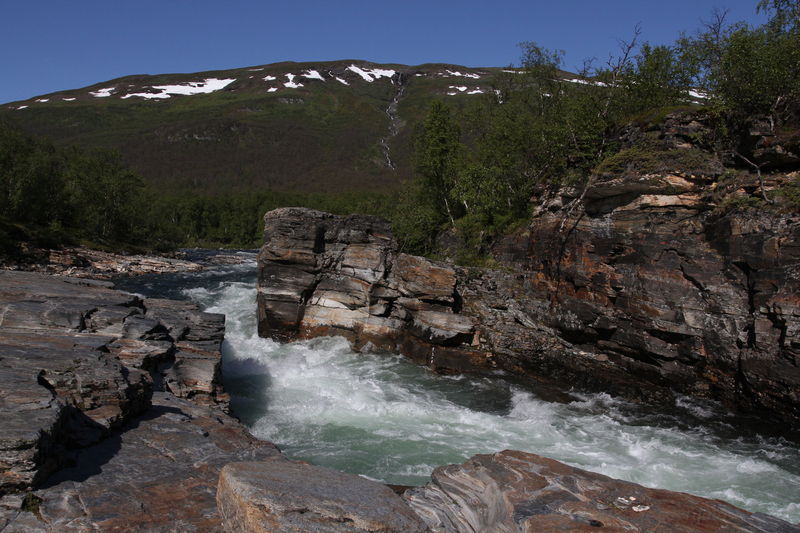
[565,78,608,87]
[447,86,483,96]
[15,105,28,110]
[284,74,304,89]
[121,78,236,99]
[346,65,395,82]
[35,98,49,103]
[502,69,525,74]
[268,87,278,93]
[62,98,76,101]
[688,89,707,100]
[90,87,115,97]
[263,75,277,81]
[415,73,424,77]
[302,69,325,81]
[335,77,349,85]
[446,69,480,79]
[121,92,171,100]
[249,68,264,71]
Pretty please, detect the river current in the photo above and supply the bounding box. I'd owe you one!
[116,257,800,523]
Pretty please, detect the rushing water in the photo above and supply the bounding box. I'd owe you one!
[117,258,800,523]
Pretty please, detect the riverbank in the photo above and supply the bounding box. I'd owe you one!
[1,266,797,531]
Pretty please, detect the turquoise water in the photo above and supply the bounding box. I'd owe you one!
[120,261,800,523]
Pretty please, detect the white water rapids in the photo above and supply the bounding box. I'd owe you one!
[119,261,800,523]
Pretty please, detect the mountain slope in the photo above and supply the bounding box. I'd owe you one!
[2,60,508,193]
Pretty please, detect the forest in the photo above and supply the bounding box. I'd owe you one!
[1,0,797,260]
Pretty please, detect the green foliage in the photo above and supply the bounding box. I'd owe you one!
[778,175,800,207]
[594,145,719,177]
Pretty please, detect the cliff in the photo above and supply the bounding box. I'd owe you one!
[256,129,800,427]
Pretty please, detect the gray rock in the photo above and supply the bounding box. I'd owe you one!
[217,459,428,533]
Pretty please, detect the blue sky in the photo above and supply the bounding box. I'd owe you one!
[1,0,767,104]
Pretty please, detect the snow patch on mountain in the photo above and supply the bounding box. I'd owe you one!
[446,70,480,79]
[335,77,349,85]
[264,75,277,81]
[302,70,325,81]
[90,87,115,98]
[62,98,76,101]
[121,78,236,100]
[35,99,49,103]
[268,87,278,93]
[284,74,304,89]
[346,65,395,82]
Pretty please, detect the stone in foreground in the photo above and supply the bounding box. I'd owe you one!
[404,450,797,533]
[217,459,429,533]
[1,393,280,531]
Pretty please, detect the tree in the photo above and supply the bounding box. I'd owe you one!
[413,101,464,228]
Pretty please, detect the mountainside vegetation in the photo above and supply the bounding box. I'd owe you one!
[398,0,800,261]
[1,1,798,260]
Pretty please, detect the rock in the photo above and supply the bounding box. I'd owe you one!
[1,246,205,279]
[1,393,280,531]
[258,208,487,372]
[0,271,228,494]
[404,450,797,533]
[217,459,429,533]
[258,189,800,425]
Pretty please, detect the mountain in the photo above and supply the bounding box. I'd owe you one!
[1,60,519,193]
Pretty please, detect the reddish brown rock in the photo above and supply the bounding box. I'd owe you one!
[404,450,797,533]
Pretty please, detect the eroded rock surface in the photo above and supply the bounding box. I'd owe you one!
[257,208,491,373]
[217,459,429,533]
[1,393,280,532]
[404,450,797,533]
[257,147,800,426]
[0,271,228,495]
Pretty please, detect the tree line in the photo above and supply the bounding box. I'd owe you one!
[1,1,797,260]
[396,0,800,261]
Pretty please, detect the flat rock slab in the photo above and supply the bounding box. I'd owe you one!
[404,450,798,533]
[1,392,280,532]
[0,271,229,495]
[217,459,429,533]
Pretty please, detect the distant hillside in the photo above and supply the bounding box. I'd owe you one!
[2,60,526,193]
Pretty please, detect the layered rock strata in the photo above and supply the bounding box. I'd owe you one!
[0,271,228,496]
[404,450,796,533]
[257,196,800,425]
[257,208,490,373]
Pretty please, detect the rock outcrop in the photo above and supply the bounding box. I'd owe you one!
[0,271,228,496]
[0,392,281,531]
[404,450,796,533]
[257,208,491,373]
[217,459,429,532]
[257,172,800,425]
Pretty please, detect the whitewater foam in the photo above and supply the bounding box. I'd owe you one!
[128,264,800,523]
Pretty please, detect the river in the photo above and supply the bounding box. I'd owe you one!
[115,255,800,523]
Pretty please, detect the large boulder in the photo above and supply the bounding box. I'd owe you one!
[257,208,489,374]
[404,450,797,533]
[217,459,428,532]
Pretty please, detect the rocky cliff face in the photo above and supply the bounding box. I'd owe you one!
[257,208,491,372]
[257,161,800,427]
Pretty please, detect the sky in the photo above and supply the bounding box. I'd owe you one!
[0,0,768,104]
